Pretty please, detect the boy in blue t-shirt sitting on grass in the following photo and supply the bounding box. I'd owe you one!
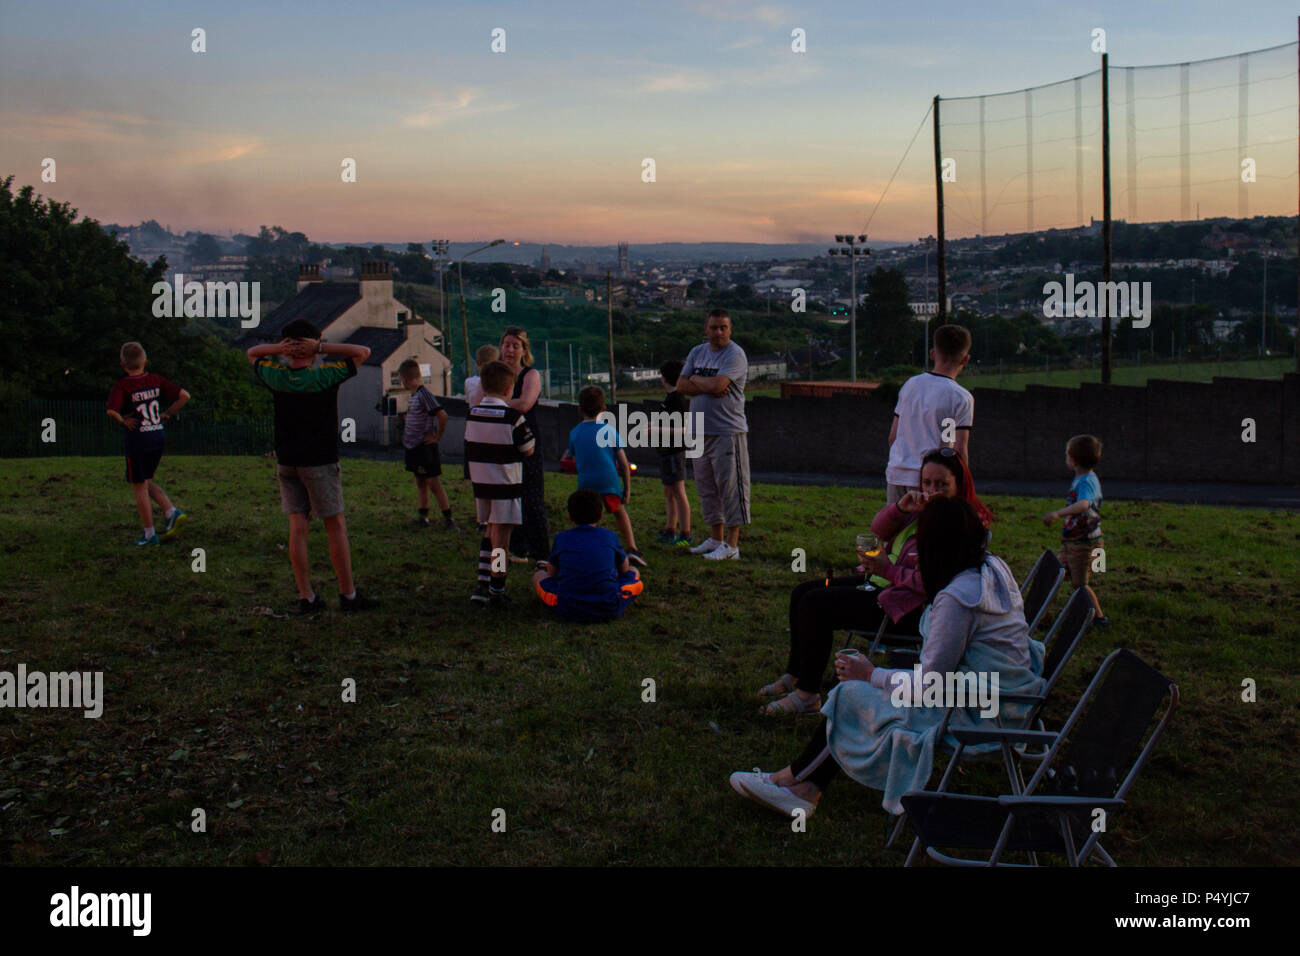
[533,489,643,622]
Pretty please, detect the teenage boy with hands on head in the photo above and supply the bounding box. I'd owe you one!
[246,320,378,613]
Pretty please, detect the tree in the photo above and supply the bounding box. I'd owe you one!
[186,233,223,263]
[860,267,917,369]
[0,176,267,416]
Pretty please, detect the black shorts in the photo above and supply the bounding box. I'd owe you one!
[658,451,686,485]
[124,442,164,484]
[404,443,442,477]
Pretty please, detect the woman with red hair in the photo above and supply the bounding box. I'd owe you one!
[759,448,993,715]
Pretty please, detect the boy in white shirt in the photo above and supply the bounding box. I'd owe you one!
[885,324,973,505]
[464,344,498,410]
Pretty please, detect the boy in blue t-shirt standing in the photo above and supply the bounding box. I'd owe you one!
[533,489,643,622]
[565,385,646,567]
[1043,433,1109,626]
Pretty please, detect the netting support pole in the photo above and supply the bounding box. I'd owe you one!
[933,95,947,322]
[1101,52,1113,385]
[1296,17,1299,373]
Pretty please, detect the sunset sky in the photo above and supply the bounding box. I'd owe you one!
[2,0,1296,245]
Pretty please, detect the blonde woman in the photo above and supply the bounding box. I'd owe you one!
[501,326,550,562]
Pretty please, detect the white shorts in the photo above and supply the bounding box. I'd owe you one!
[476,497,522,526]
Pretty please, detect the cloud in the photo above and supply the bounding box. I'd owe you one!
[170,141,261,165]
[636,70,717,94]
[399,88,518,129]
[632,59,822,95]
[0,109,153,143]
[685,1,790,26]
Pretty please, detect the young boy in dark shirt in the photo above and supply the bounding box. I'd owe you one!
[654,359,691,546]
[398,359,456,529]
[246,319,378,613]
[105,341,191,546]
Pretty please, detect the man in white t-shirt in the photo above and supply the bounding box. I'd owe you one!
[885,324,974,504]
[676,309,750,560]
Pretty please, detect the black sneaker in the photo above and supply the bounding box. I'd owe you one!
[627,548,648,568]
[296,594,327,615]
[444,516,461,532]
[339,591,379,612]
[1094,615,1112,628]
[470,582,491,604]
[415,516,431,528]
[488,591,513,610]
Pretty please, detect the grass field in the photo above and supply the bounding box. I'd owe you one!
[2,456,1297,866]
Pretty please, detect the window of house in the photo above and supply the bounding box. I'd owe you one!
[396,311,408,331]
[390,371,401,387]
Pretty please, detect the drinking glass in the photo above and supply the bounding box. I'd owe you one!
[855,533,881,591]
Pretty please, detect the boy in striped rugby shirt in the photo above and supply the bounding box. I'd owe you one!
[465,361,536,607]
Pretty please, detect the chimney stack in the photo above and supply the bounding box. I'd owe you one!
[359,260,394,303]
[296,263,322,292]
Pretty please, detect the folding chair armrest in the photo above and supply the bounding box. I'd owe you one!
[996,795,1126,813]
[949,727,1060,747]
[901,790,997,810]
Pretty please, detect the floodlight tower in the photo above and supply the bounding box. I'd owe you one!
[829,234,871,381]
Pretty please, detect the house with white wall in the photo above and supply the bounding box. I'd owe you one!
[238,261,450,444]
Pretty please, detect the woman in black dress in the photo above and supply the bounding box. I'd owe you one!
[500,326,550,561]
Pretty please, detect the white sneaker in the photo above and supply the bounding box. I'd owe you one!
[704,543,739,560]
[689,537,724,554]
[730,770,816,819]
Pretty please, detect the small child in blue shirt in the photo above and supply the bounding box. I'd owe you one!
[565,385,646,567]
[1043,433,1108,626]
[533,489,643,622]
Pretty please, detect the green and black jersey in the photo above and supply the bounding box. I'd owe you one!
[254,358,358,466]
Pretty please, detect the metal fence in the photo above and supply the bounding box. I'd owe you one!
[3,400,275,458]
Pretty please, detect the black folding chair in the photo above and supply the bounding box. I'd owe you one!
[901,648,1179,866]
[1019,548,1065,634]
[885,588,1096,851]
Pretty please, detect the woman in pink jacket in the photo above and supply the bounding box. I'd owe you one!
[759,448,993,715]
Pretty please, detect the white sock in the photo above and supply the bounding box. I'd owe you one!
[165,507,177,518]
[304,591,317,603]
[142,526,155,538]
[343,590,357,600]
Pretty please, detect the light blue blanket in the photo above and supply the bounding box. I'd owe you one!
[822,636,1045,815]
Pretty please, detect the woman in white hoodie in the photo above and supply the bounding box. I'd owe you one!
[730,497,1045,819]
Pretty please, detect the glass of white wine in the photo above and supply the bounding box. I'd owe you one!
[855,533,881,591]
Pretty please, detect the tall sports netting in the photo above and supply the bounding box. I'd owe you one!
[937,41,1298,241]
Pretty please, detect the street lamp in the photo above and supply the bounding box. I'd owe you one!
[430,239,450,393]
[454,239,506,387]
[829,233,870,381]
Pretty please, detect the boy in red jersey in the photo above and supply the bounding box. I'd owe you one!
[105,341,191,546]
